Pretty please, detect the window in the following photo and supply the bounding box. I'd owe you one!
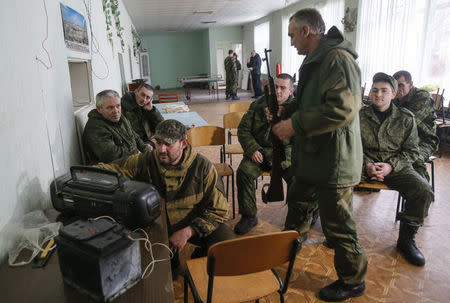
[254,21,270,74]
[282,0,344,78]
[357,0,450,98]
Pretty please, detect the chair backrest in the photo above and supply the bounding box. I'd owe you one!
[223,111,245,130]
[228,101,251,113]
[74,103,96,164]
[432,88,445,111]
[207,231,299,276]
[158,92,179,103]
[187,126,226,147]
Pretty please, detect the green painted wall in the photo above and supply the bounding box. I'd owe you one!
[208,26,243,76]
[143,31,209,88]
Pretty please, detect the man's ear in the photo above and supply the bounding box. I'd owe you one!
[392,89,398,98]
[302,24,311,37]
[181,138,188,149]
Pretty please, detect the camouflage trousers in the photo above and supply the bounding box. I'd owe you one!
[413,148,433,181]
[284,184,367,285]
[236,157,292,217]
[171,223,235,257]
[225,78,238,96]
[384,166,433,226]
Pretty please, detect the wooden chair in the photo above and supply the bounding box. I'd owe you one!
[222,112,245,165]
[184,231,300,303]
[356,181,404,221]
[228,102,251,113]
[187,126,236,218]
[158,92,179,103]
[432,89,450,156]
[227,103,251,144]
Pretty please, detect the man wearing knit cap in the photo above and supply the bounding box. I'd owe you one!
[360,72,433,267]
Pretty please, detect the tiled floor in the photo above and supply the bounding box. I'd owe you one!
[168,88,450,303]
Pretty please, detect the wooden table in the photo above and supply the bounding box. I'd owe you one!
[0,209,174,303]
[178,75,222,101]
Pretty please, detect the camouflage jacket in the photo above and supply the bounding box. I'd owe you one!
[121,92,164,143]
[235,59,241,71]
[393,86,438,159]
[238,95,294,170]
[83,109,148,163]
[360,104,420,175]
[96,145,229,237]
[282,26,363,187]
[224,56,238,82]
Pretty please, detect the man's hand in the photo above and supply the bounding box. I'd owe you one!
[249,67,253,71]
[272,119,295,140]
[146,143,153,151]
[265,106,285,123]
[251,151,264,164]
[169,226,195,253]
[366,162,392,182]
[142,100,153,111]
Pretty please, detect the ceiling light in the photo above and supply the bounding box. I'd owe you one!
[201,21,216,24]
[193,11,213,15]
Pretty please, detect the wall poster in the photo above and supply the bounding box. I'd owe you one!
[60,3,89,52]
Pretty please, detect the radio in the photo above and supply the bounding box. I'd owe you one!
[51,166,161,228]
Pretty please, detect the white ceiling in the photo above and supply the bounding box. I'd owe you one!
[122,0,298,33]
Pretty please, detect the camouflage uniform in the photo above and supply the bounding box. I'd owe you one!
[282,26,367,285]
[360,104,433,225]
[224,56,238,96]
[82,109,149,163]
[236,95,294,216]
[393,86,439,180]
[235,59,241,89]
[121,91,164,143]
[96,144,234,254]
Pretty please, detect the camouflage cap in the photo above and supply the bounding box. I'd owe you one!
[153,119,186,144]
[373,72,398,91]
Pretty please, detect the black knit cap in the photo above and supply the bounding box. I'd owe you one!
[153,119,186,144]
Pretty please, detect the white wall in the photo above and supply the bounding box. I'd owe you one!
[0,0,140,262]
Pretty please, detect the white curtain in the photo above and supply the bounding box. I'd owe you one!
[357,0,450,98]
[282,0,345,78]
[254,21,270,74]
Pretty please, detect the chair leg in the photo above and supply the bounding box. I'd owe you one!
[184,275,188,303]
[231,171,235,219]
[396,193,404,222]
[431,160,435,195]
[226,176,230,200]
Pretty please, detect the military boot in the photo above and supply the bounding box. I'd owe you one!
[234,215,258,235]
[232,94,240,100]
[319,280,365,302]
[225,94,231,100]
[397,221,425,266]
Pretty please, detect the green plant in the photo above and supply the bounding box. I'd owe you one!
[131,27,141,60]
[419,84,439,92]
[102,0,124,52]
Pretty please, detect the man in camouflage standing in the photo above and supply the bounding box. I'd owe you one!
[392,70,439,180]
[360,72,433,267]
[121,83,164,144]
[224,49,240,100]
[272,9,367,301]
[83,89,150,163]
[234,73,295,234]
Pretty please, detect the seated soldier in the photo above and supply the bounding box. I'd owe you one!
[121,83,164,144]
[96,119,235,259]
[393,70,439,180]
[83,89,150,163]
[360,72,434,266]
[234,73,295,234]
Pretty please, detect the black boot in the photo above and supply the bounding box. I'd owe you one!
[397,221,425,266]
[232,94,240,100]
[319,280,365,302]
[234,215,258,235]
[225,94,231,100]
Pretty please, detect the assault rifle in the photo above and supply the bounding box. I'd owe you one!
[261,48,285,203]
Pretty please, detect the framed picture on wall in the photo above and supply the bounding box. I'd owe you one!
[60,3,89,53]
